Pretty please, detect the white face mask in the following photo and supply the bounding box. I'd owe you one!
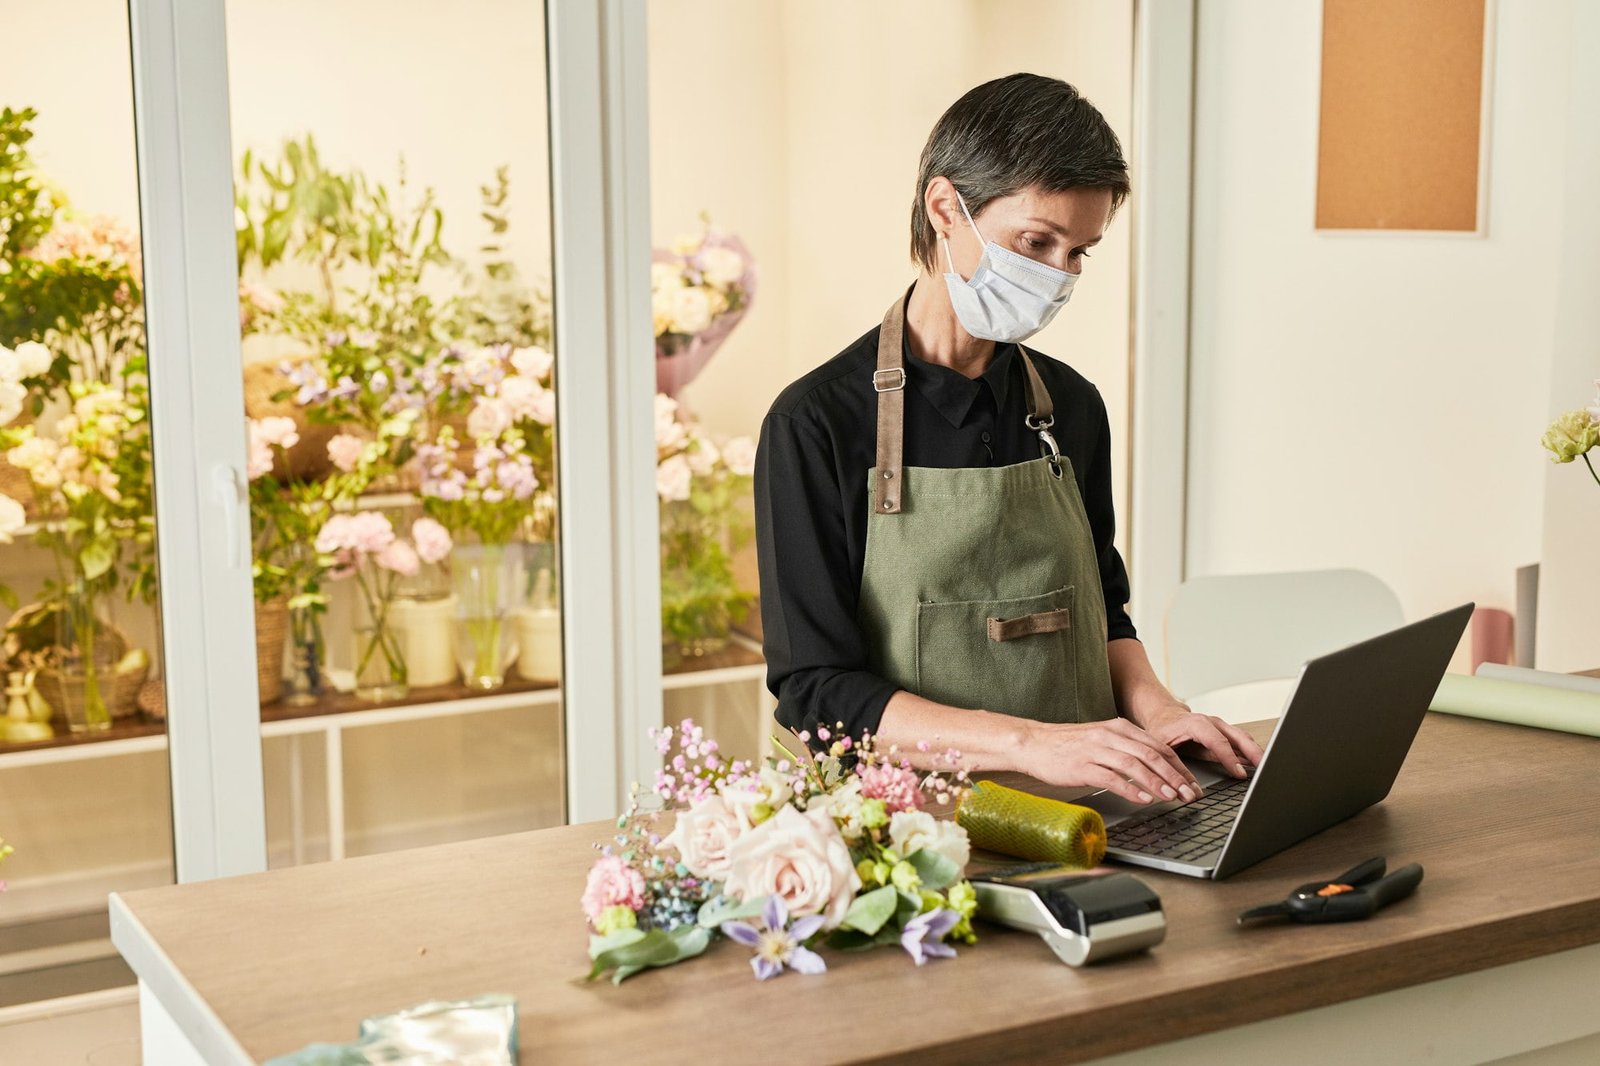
[940,190,1078,343]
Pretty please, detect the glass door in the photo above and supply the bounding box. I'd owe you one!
[0,2,177,1005]
[222,0,567,864]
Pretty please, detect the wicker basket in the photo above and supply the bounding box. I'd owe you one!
[36,648,151,722]
[242,355,340,482]
[255,597,289,704]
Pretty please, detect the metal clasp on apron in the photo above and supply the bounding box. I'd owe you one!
[1027,414,1064,479]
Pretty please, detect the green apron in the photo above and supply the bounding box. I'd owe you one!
[857,296,1116,724]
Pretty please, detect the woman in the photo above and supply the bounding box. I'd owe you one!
[753,74,1263,806]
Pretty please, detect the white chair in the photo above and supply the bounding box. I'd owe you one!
[1164,569,1405,724]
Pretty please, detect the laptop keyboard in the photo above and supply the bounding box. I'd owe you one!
[1105,772,1255,864]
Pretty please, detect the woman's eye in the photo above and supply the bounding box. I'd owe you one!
[1023,237,1048,251]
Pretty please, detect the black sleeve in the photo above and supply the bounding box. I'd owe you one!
[1086,388,1139,642]
[754,409,899,740]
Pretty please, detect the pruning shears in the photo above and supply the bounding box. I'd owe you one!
[1237,857,1423,925]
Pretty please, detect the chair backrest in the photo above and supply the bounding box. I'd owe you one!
[1164,569,1404,700]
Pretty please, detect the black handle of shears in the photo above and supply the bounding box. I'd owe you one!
[1364,863,1424,909]
[1334,856,1388,886]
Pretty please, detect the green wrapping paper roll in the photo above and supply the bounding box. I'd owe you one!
[956,780,1107,868]
[1431,674,1600,738]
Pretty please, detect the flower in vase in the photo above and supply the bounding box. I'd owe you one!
[0,382,25,427]
[656,454,692,502]
[654,395,687,453]
[1541,410,1600,463]
[411,518,453,565]
[0,493,25,543]
[315,511,396,561]
[326,433,366,474]
[246,417,300,480]
[375,539,419,577]
[0,341,54,382]
[467,396,514,441]
[1587,379,1600,424]
[722,436,757,477]
[685,436,720,477]
[510,345,554,382]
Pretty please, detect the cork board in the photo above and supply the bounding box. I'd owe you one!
[1316,0,1488,232]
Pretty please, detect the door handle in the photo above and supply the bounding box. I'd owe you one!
[212,462,247,570]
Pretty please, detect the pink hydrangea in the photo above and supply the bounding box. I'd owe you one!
[857,762,925,813]
[315,511,396,557]
[581,855,646,922]
[327,433,365,473]
[375,539,419,576]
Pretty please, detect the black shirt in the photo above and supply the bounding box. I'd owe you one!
[753,322,1138,741]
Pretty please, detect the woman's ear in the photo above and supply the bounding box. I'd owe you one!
[923,175,960,239]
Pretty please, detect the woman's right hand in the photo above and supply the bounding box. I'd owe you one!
[1014,718,1202,805]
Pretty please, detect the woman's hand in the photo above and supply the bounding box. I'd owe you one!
[1136,700,1266,779]
[1014,718,1204,806]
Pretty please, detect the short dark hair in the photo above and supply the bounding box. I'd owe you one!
[910,73,1130,271]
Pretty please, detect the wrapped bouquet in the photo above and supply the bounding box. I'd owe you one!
[584,720,977,983]
[651,218,755,398]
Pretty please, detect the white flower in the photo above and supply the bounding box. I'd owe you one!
[651,262,685,291]
[466,397,513,441]
[756,764,794,810]
[669,286,713,335]
[722,804,861,931]
[0,381,27,427]
[6,434,57,473]
[656,454,692,502]
[685,437,720,477]
[14,341,52,379]
[499,375,539,421]
[526,384,556,426]
[0,493,25,543]
[888,810,972,871]
[654,394,687,452]
[722,436,757,477]
[510,345,554,381]
[660,789,753,883]
[700,246,745,287]
[819,778,868,843]
[326,434,365,473]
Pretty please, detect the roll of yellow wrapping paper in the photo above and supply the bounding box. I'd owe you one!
[1430,674,1600,738]
[956,780,1107,868]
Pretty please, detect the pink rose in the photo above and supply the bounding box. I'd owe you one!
[511,345,554,381]
[582,855,646,922]
[527,384,556,426]
[660,788,754,882]
[722,804,860,931]
[327,433,365,473]
[656,454,692,502]
[375,539,419,576]
[411,518,453,564]
[466,397,513,441]
[722,436,757,477]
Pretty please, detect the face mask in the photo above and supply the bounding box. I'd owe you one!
[940,190,1078,343]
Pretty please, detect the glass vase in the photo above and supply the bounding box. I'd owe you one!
[452,542,525,691]
[54,581,117,733]
[282,603,327,707]
[354,566,408,702]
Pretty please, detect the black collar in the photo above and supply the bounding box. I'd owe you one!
[900,332,1016,428]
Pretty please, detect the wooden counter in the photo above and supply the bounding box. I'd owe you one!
[112,713,1600,1065]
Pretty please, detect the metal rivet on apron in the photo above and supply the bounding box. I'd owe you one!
[883,499,894,509]
[882,470,893,479]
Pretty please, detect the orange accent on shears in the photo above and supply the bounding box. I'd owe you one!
[1316,883,1355,897]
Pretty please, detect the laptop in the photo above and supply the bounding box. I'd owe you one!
[1076,603,1474,880]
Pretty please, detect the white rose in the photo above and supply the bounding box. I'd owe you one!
[499,375,539,420]
[7,435,57,472]
[685,437,720,477]
[650,262,684,291]
[510,346,554,382]
[0,347,18,382]
[757,764,794,810]
[0,493,25,543]
[15,342,52,378]
[656,454,692,502]
[820,778,868,843]
[888,810,971,870]
[721,436,757,477]
[466,397,513,441]
[654,395,687,452]
[722,804,861,931]
[699,246,745,287]
[526,385,556,426]
[0,381,27,426]
[669,286,713,335]
[660,790,751,883]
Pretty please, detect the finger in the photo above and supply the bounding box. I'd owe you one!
[1107,720,1200,787]
[1103,748,1188,804]
[1082,765,1156,805]
[1116,740,1204,800]
[1174,717,1248,777]
[1214,720,1267,767]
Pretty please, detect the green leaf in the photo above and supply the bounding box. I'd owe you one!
[697,894,765,929]
[586,925,710,985]
[79,538,115,581]
[841,885,898,936]
[908,848,961,892]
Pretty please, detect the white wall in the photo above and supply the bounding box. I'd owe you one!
[649,0,1137,553]
[1187,0,1574,666]
[1533,1,1600,671]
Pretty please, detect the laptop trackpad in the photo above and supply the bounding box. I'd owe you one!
[1078,758,1235,828]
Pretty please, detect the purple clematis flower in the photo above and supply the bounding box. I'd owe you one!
[721,895,827,981]
[901,908,960,966]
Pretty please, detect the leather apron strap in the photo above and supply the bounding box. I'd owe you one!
[873,293,1058,515]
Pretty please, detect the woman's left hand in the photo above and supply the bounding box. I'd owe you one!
[1137,701,1266,779]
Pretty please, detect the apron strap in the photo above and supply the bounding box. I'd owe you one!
[873,297,908,515]
[872,293,1058,515]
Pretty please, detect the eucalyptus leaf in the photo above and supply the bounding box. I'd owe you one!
[841,885,897,936]
[908,848,961,892]
[79,539,115,581]
[697,894,765,929]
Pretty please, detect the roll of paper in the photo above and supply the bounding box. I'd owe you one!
[1473,663,1600,697]
[1430,673,1600,738]
[956,780,1107,868]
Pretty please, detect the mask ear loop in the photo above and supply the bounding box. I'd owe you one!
[941,188,987,279]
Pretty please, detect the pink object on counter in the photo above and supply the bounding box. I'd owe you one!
[1471,606,1515,671]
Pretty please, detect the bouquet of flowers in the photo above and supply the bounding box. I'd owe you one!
[651,217,756,397]
[583,720,977,984]
[655,395,757,658]
[1541,378,1600,490]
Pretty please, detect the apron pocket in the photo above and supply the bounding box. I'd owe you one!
[915,585,1080,723]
